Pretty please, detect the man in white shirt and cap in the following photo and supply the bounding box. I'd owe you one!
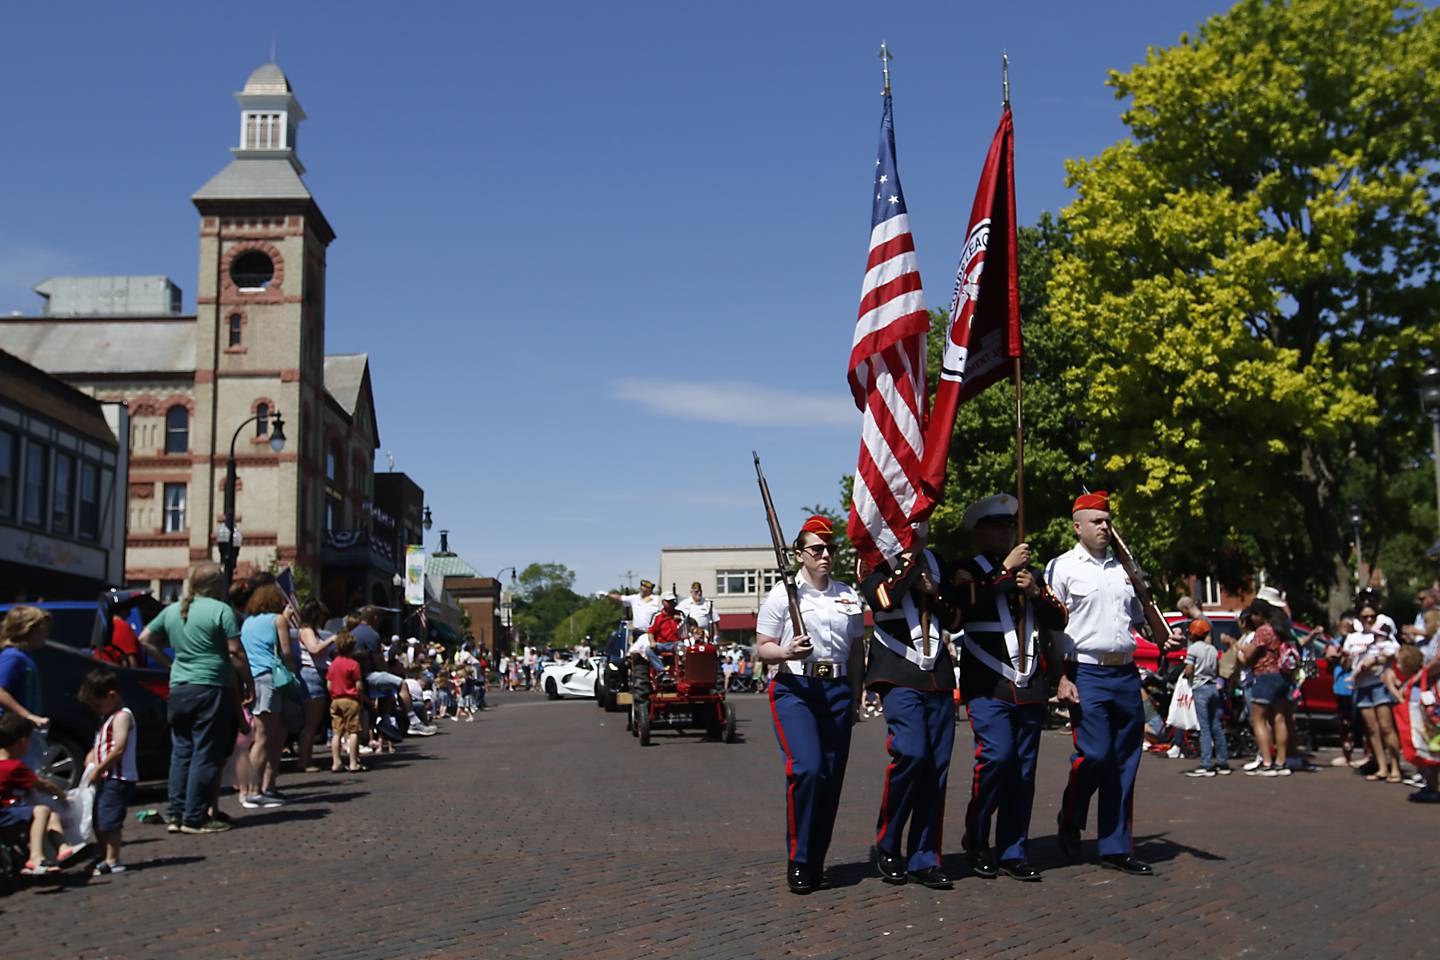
[678,581,718,643]
[1045,490,1179,877]
[608,579,662,644]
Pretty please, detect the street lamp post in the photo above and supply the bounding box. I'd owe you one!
[1349,501,1365,590]
[495,566,517,654]
[1421,366,1440,537]
[220,408,286,591]
[392,571,405,640]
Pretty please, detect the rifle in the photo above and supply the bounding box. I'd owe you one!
[753,452,806,639]
[1107,519,1175,651]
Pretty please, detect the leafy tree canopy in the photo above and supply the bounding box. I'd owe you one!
[1049,0,1440,618]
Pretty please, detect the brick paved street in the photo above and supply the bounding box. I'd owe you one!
[3,689,1435,960]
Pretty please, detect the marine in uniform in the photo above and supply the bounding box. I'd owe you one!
[1045,491,1166,876]
[860,541,958,890]
[756,516,866,895]
[953,495,1068,882]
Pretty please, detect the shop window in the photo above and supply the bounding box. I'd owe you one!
[51,452,75,536]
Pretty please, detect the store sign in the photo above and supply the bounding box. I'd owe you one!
[0,527,105,580]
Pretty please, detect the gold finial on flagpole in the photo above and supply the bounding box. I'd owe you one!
[878,41,893,96]
[1002,50,1011,109]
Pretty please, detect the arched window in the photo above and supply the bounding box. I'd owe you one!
[255,403,270,437]
[165,406,189,454]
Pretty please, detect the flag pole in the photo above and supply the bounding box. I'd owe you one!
[1002,51,1026,541]
[878,40,892,96]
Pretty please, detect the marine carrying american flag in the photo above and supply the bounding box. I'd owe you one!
[846,84,931,569]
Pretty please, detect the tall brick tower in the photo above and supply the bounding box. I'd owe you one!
[191,61,335,582]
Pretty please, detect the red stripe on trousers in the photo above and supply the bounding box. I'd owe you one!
[965,710,985,840]
[768,678,798,861]
[1061,716,1084,830]
[875,731,896,845]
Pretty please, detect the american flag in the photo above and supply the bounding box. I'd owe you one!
[846,92,931,569]
[276,568,302,630]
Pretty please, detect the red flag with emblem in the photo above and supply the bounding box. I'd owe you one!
[914,107,1021,513]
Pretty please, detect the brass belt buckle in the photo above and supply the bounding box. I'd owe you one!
[813,661,835,679]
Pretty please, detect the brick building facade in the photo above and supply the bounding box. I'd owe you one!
[0,62,383,597]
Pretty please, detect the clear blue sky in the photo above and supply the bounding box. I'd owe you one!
[1,1,1232,593]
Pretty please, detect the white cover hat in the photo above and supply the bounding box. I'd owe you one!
[962,494,1020,531]
[1255,586,1287,608]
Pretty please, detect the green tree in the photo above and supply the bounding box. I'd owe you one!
[1049,0,1440,619]
[552,597,625,650]
[511,562,587,645]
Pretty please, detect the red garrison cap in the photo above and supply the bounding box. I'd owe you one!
[1072,491,1110,514]
[799,516,835,542]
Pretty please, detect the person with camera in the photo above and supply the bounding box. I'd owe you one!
[756,516,866,895]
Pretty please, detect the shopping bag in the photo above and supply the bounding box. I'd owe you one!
[55,763,98,847]
[1166,676,1199,731]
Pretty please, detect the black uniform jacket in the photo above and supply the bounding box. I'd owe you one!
[955,553,1068,706]
[859,550,957,693]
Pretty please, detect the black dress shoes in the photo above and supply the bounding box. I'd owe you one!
[787,861,816,895]
[1055,815,1083,860]
[1099,854,1154,876]
[966,845,998,879]
[872,845,908,884]
[998,859,1042,882]
[907,866,954,890]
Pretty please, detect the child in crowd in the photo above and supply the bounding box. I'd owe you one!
[225,707,259,809]
[1387,644,1440,802]
[79,669,137,874]
[436,669,461,721]
[1184,619,1231,776]
[327,632,366,773]
[0,712,68,876]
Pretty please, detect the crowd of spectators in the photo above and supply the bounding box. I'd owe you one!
[0,560,490,878]
[1155,584,1440,802]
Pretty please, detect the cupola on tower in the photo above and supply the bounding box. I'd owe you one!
[188,61,336,579]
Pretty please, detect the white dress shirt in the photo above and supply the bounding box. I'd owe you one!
[1045,542,1144,662]
[621,593,662,634]
[757,575,865,675]
[678,595,716,633]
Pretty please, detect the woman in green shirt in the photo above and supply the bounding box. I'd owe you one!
[139,562,253,833]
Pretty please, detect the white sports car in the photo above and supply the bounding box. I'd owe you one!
[540,657,599,700]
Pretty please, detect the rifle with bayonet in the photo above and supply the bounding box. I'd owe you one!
[753,452,806,639]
